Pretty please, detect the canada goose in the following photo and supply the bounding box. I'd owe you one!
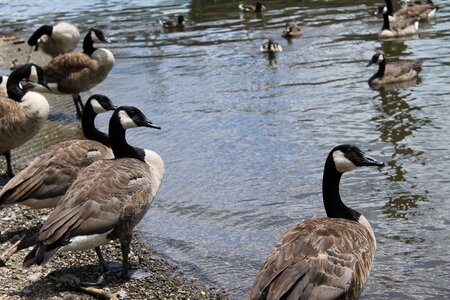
[382,0,438,20]
[159,15,186,30]
[367,52,422,87]
[239,2,266,13]
[0,64,50,178]
[281,23,303,39]
[26,28,115,119]
[249,144,384,300]
[22,106,164,279]
[260,39,283,54]
[0,94,116,209]
[379,9,419,38]
[28,21,80,58]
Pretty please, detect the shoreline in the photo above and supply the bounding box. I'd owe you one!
[0,36,230,299]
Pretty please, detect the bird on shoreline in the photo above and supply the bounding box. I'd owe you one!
[250,144,384,300]
[27,21,80,59]
[25,28,115,119]
[0,64,50,178]
[21,106,164,279]
[367,52,422,87]
[0,94,116,210]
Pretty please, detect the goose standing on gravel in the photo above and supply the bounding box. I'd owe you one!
[249,144,384,300]
[0,64,50,178]
[367,52,422,87]
[0,94,116,209]
[27,21,80,59]
[22,106,164,279]
[239,2,266,13]
[26,28,115,119]
[379,8,419,38]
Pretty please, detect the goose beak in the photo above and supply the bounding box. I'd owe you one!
[367,60,374,67]
[40,81,51,91]
[144,119,161,130]
[103,38,112,44]
[361,154,384,167]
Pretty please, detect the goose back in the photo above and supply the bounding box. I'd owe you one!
[249,217,375,300]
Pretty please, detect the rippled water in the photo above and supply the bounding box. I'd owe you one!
[1,0,450,298]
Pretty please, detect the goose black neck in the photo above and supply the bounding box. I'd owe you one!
[83,32,96,55]
[28,25,53,46]
[375,59,386,79]
[6,69,28,101]
[385,0,394,16]
[109,116,145,162]
[81,105,110,147]
[322,157,359,221]
[382,13,391,31]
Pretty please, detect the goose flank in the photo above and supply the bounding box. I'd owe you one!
[367,52,422,87]
[28,21,80,58]
[0,94,116,209]
[0,64,50,178]
[22,106,164,279]
[249,145,384,300]
[26,28,115,119]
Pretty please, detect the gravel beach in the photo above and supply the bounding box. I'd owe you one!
[0,35,231,300]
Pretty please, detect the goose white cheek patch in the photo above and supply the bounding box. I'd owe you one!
[29,65,38,83]
[333,150,357,173]
[377,54,384,64]
[91,99,107,113]
[91,31,101,43]
[118,110,137,128]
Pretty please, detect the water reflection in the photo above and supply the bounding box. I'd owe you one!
[372,88,430,218]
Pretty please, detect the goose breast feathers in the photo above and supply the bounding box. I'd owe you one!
[250,217,375,300]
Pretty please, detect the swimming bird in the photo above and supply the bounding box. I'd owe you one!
[260,39,283,54]
[367,52,422,87]
[382,0,438,20]
[281,23,302,39]
[25,28,115,119]
[0,64,50,178]
[0,94,116,210]
[28,21,80,58]
[379,8,419,38]
[239,2,266,13]
[159,15,186,30]
[249,144,384,300]
[22,106,164,279]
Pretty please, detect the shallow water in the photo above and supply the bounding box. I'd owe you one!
[1,0,450,298]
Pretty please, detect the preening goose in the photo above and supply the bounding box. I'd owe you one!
[0,94,116,209]
[22,106,164,279]
[281,23,302,39]
[379,8,419,38]
[159,15,186,30]
[260,39,283,54]
[26,28,115,119]
[0,64,50,178]
[28,21,80,58]
[239,2,266,13]
[367,52,422,87]
[249,144,384,300]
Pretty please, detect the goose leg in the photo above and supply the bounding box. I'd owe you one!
[120,237,132,280]
[72,94,84,119]
[95,247,108,273]
[4,151,14,178]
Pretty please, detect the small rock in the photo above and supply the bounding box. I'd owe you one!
[26,273,40,282]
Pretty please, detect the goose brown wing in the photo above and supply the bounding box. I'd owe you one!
[396,3,434,19]
[385,62,421,80]
[0,140,113,205]
[37,158,156,246]
[249,218,375,300]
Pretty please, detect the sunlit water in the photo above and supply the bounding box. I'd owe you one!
[1,0,449,298]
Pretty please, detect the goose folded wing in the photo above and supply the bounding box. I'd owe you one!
[44,52,99,82]
[250,218,373,299]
